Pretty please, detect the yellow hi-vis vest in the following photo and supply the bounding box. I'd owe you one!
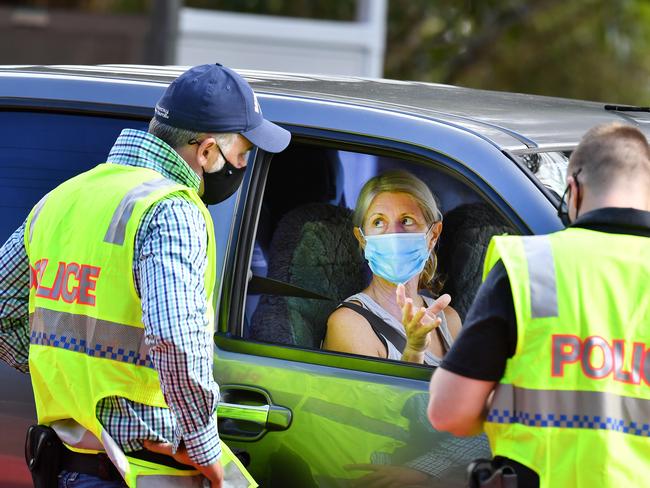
[482,228,650,488]
[24,163,256,488]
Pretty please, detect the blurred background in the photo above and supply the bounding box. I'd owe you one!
[2,0,649,104]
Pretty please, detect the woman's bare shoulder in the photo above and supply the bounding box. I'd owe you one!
[327,303,369,332]
[443,304,462,339]
[324,304,385,357]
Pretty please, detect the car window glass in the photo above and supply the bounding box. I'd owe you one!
[515,151,570,197]
[0,111,147,242]
[241,142,518,363]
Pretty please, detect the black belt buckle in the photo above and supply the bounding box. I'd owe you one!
[467,458,518,488]
[468,458,495,488]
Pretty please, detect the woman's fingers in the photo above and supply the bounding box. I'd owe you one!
[396,283,406,308]
[422,315,441,334]
[415,311,441,334]
[414,313,439,334]
[426,293,451,316]
[409,306,426,328]
[401,298,413,324]
[405,307,440,350]
[421,312,440,328]
[401,293,448,349]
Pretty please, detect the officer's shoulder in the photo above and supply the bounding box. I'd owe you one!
[148,193,205,225]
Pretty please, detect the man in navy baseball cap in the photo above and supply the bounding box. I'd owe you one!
[154,63,290,153]
[7,63,276,488]
[149,63,291,204]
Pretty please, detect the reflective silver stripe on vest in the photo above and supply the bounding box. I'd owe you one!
[522,236,558,318]
[29,194,49,243]
[102,429,130,479]
[487,383,650,437]
[52,419,104,451]
[223,460,251,488]
[135,474,206,487]
[104,177,178,246]
[29,308,153,368]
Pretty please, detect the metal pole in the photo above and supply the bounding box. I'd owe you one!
[144,0,180,66]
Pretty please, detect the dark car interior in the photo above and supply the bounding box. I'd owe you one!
[243,142,517,356]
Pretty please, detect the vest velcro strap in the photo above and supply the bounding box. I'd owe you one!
[30,308,153,368]
[488,384,650,437]
[104,177,179,246]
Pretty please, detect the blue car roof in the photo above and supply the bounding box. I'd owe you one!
[1,64,648,152]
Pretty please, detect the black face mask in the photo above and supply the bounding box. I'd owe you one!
[201,160,246,205]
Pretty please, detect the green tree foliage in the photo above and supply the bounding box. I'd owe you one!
[386,0,650,104]
[11,0,648,103]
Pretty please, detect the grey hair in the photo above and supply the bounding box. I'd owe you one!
[148,117,237,151]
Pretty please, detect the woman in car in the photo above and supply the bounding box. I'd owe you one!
[323,170,461,365]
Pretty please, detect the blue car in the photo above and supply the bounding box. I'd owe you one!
[1,65,647,487]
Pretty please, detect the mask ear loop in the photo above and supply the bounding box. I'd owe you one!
[573,168,583,221]
[422,219,442,295]
[425,208,443,239]
[356,226,368,248]
[425,216,442,246]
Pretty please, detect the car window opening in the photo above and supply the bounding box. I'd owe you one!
[241,141,518,364]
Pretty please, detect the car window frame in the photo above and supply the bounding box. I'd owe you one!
[217,125,530,380]
[0,100,242,323]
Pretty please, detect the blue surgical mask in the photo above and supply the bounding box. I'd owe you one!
[360,228,432,285]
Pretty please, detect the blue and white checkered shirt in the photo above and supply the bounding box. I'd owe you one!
[0,129,221,466]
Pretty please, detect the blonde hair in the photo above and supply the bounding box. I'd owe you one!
[353,170,444,294]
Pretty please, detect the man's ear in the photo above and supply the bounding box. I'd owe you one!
[353,227,365,249]
[567,175,580,218]
[196,137,217,170]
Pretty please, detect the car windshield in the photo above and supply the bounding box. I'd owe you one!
[516,151,570,198]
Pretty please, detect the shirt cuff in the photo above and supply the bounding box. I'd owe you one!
[182,418,221,466]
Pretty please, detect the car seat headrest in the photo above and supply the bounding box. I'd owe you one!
[437,203,516,321]
[249,203,367,347]
[265,145,343,222]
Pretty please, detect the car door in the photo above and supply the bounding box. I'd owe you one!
[210,108,555,487]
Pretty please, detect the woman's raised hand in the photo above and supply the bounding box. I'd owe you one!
[396,283,451,362]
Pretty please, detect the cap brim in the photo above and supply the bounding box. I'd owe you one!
[242,119,291,153]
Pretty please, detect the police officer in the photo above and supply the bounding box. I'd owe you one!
[427,122,650,487]
[0,64,289,487]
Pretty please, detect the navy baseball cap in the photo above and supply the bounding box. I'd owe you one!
[154,63,290,153]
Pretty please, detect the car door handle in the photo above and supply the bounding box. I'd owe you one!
[217,402,291,431]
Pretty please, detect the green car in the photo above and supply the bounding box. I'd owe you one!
[2,65,647,487]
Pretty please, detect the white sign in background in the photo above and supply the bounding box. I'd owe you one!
[176,1,387,78]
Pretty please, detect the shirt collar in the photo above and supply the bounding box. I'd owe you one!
[106,128,200,191]
[570,207,650,238]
